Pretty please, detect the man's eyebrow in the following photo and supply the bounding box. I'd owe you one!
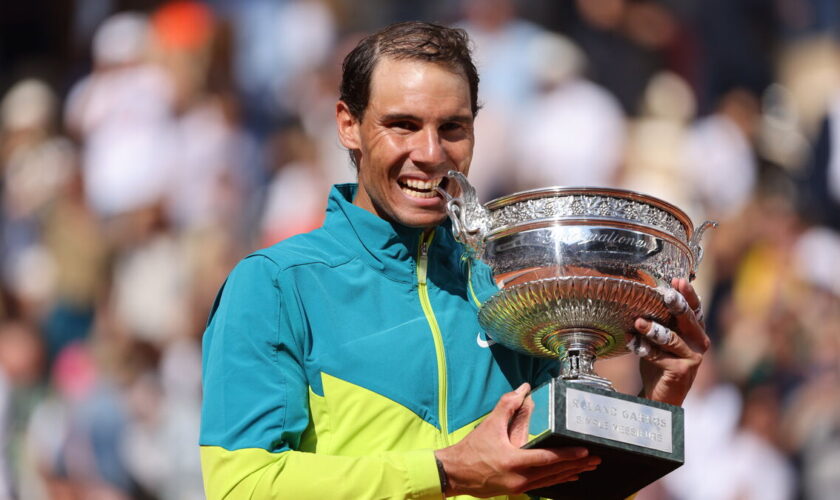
[442,114,474,124]
[379,113,473,124]
[380,113,420,123]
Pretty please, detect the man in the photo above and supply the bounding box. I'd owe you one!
[200,21,708,499]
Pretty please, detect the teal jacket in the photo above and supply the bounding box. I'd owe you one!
[200,184,558,499]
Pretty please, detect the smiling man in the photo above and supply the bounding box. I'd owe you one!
[199,21,708,499]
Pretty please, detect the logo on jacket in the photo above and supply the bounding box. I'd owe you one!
[476,331,496,348]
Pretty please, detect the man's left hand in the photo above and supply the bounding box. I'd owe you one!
[628,278,710,406]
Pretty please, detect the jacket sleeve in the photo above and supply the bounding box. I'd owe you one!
[199,255,442,499]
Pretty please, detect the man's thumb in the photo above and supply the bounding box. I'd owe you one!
[489,383,530,423]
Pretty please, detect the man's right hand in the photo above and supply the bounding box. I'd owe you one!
[434,383,601,498]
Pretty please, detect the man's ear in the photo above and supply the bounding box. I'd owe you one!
[336,101,361,150]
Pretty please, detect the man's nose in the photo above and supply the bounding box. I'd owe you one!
[409,127,447,166]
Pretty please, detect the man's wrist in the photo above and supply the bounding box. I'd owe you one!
[434,452,449,496]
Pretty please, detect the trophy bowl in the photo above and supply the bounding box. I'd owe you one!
[441,171,716,389]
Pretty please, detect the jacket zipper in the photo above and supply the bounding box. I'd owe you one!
[417,231,450,446]
[466,259,483,308]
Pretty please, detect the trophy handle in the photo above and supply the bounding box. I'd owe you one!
[688,220,718,279]
[439,170,491,259]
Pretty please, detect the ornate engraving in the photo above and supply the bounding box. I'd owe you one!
[490,195,688,242]
[566,388,674,453]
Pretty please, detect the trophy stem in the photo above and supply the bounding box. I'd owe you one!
[558,341,615,391]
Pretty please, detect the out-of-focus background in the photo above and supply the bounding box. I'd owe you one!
[1,0,839,498]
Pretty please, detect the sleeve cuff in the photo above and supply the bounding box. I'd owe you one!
[402,449,444,499]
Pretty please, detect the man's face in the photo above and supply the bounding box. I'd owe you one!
[337,57,475,228]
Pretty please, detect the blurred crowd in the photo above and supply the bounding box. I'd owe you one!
[1,0,840,499]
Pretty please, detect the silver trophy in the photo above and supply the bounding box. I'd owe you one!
[440,171,715,500]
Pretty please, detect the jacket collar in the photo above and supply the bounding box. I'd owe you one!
[323,184,428,283]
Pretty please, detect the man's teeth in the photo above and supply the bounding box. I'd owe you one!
[403,178,442,190]
[400,186,437,198]
[399,178,442,198]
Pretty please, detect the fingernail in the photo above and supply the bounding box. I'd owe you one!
[515,383,529,395]
[568,475,580,482]
[588,457,602,465]
[574,448,589,458]
[636,318,650,330]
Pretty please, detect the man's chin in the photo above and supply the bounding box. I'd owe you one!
[395,209,448,230]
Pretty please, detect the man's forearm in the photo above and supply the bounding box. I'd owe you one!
[200,445,442,500]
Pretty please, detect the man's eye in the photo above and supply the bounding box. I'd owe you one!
[440,122,463,132]
[391,121,418,131]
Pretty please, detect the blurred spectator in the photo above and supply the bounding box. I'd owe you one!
[513,32,626,190]
[259,122,328,246]
[120,337,204,500]
[757,83,811,174]
[40,164,108,363]
[150,1,255,234]
[220,0,336,133]
[701,385,796,500]
[109,205,188,346]
[680,88,760,221]
[456,0,547,200]
[800,88,840,229]
[458,0,545,111]
[0,79,74,224]
[775,37,840,141]
[0,79,76,321]
[661,350,742,500]
[24,341,137,500]
[621,71,696,212]
[693,0,777,113]
[294,34,361,187]
[792,226,840,298]
[0,321,44,499]
[566,0,677,116]
[65,12,176,219]
[718,182,804,387]
[782,279,840,500]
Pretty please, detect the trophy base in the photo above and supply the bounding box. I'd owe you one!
[525,379,684,500]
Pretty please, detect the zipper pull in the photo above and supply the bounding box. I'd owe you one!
[420,230,434,258]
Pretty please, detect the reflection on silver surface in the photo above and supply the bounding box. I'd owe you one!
[486,225,688,289]
[478,276,670,359]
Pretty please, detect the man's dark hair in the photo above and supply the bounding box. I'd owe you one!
[340,21,481,122]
